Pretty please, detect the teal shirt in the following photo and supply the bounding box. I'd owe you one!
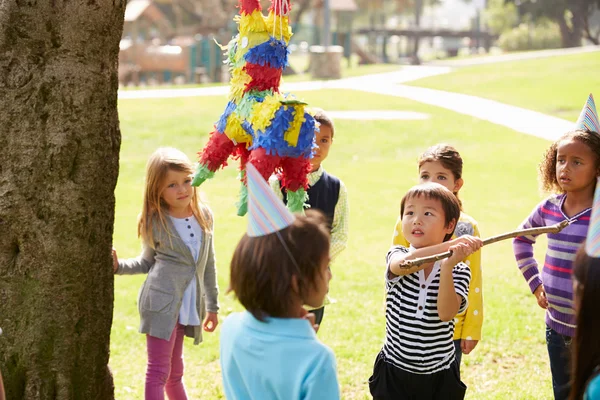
[586,374,600,400]
[220,311,340,400]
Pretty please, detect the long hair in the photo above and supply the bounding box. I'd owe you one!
[539,129,600,194]
[570,246,600,400]
[229,210,330,321]
[138,147,211,248]
[418,144,464,209]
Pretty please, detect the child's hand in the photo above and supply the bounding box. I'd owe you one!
[461,339,478,355]
[203,312,219,332]
[533,285,548,309]
[443,236,482,267]
[299,308,319,333]
[112,248,118,273]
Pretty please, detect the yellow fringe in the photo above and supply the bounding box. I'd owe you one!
[249,95,282,133]
[229,67,252,102]
[284,105,306,147]
[239,10,267,35]
[225,113,252,144]
[265,12,292,43]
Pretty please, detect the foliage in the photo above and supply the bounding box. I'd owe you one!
[484,0,519,35]
[498,19,562,51]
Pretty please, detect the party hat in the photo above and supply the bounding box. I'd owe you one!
[246,163,295,237]
[575,93,599,134]
[586,177,600,257]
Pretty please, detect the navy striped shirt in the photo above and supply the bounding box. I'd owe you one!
[383,246,471,374]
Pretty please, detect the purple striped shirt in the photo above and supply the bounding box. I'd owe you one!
[512,194,590,337]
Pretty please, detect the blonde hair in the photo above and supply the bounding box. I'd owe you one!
[138,147,212,248]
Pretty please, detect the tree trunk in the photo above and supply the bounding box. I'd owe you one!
[0,1,124,398]
[412,0,423,64]
[557,5,584,47]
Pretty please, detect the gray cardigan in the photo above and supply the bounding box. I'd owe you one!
[117,211,219,344]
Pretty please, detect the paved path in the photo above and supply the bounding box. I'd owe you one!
[119,47,600,141]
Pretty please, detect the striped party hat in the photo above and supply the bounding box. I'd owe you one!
[575,93,599,134]
[246,162,295,237]
[586,177,600,257]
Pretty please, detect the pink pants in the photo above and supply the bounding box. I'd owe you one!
[145,323,188,400]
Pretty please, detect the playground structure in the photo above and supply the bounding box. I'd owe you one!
[119,38,226,86]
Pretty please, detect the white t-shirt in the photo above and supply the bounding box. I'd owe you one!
[170,215,204,326]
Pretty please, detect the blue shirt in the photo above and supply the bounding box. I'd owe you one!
[586,373,600,400]
[220,311,340,400]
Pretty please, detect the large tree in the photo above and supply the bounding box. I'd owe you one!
[507,0,600,47]
[0,0,124,398]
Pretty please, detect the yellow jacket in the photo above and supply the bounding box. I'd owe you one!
[391,212,483,341]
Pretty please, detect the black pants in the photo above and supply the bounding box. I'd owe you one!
[310,306,325,326]
[369,352,466,400]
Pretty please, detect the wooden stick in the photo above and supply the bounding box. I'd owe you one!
[398,220,571,268]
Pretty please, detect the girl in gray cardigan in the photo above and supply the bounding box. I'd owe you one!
[113,147,219,400]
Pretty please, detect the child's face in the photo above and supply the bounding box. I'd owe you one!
[556,138,599,193]
[419,161,463,194]
[402,195,455,248]
[161,169,193,215]
[311,124,333,170]
[304,255,332,309]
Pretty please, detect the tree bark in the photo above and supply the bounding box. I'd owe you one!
[0,1,124,398]
[557,4,584,47]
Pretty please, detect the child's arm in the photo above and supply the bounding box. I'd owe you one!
[459,222,483,351]
[438,240,480,321]
[388,236,478,277]
[512,202,547,303]
[330,181,349,261]
[115,244,155,275]
[303,349,340,400]
[203,217,219,317]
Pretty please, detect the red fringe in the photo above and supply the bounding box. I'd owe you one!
[199,130,235,172]
[268,0,291,15]
[244,64,282,93]
[279,156,311,191]
[247,147,281,184]
[239,0,261,14]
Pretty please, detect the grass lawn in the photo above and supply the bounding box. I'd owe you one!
[408,52,600,122]
[112,88,556,399]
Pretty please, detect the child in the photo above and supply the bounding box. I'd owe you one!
[220,163,340,400]
[270,107,349,326]
[391,144,483,371]
[370,183,482,400]
[112,147,219,400]
[513,94,600,400]
[570,178,600,400]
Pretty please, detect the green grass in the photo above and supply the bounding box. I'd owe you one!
[112,89,555,399]
[408,52,600,122]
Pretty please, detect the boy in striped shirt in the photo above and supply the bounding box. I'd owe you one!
[369,183,481,400]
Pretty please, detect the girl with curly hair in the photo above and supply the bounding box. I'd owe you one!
[513,121,600,400]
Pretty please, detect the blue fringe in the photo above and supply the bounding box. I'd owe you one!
[215,101,237,133]
[250,107,316,158]
[244,37,290,70]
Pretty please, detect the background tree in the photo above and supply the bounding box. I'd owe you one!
[0,0,124,398]
[505,0,600,47]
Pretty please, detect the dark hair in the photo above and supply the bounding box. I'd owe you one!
[229,210,330,321]
[540,130,600,194]
[312,108,335,138]
[570,246,600,400]
[418,144,463,209]
[400,183,461,242]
